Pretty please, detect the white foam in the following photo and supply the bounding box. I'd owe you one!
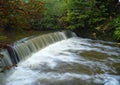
[6,37,120,85]
[104,77,119,85]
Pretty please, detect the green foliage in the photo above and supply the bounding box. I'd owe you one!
[65,0,92,29]
[114,15,120,27]
[113,15,120,41]
[63,0,114,30]
[0,0,119,41]
[39,0,69,29]
[113,27,120,41]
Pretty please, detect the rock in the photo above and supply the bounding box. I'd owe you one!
[92,32,97,39]
[0,54,4,58]
[0,43,11,49]
[116,43,120,47]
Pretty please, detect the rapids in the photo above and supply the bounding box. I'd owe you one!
[5,37,120,85]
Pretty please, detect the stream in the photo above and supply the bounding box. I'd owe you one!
[5,37,120,85]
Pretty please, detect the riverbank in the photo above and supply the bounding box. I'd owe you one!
[0,29,119,47]
[0,30,56,44]
[73,28,116,41]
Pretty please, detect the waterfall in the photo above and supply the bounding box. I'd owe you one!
[0,30,119,85]
[0,31,76,69]
[5,35,120,85]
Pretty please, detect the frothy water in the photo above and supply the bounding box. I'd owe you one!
[6,37,120,85]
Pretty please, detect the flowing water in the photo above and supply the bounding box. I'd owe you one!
[0,31,120,85]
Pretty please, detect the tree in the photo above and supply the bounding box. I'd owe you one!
[0,0,45,31]
[39,0,68,29]
[65,0,93,29]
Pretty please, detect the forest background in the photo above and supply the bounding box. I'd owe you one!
[0,0,120,42]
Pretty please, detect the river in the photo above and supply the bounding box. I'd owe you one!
[5,36,120,85]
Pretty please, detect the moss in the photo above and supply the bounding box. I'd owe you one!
[0,36,8,40]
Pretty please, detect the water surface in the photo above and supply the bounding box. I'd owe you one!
[6,37,120,85]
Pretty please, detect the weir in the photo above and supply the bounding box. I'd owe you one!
[0,31,76,68]
[0,30,120,85]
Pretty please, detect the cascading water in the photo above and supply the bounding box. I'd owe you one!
[0,31,75,85]
[0,31,74,67]
[0,31,120,85]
